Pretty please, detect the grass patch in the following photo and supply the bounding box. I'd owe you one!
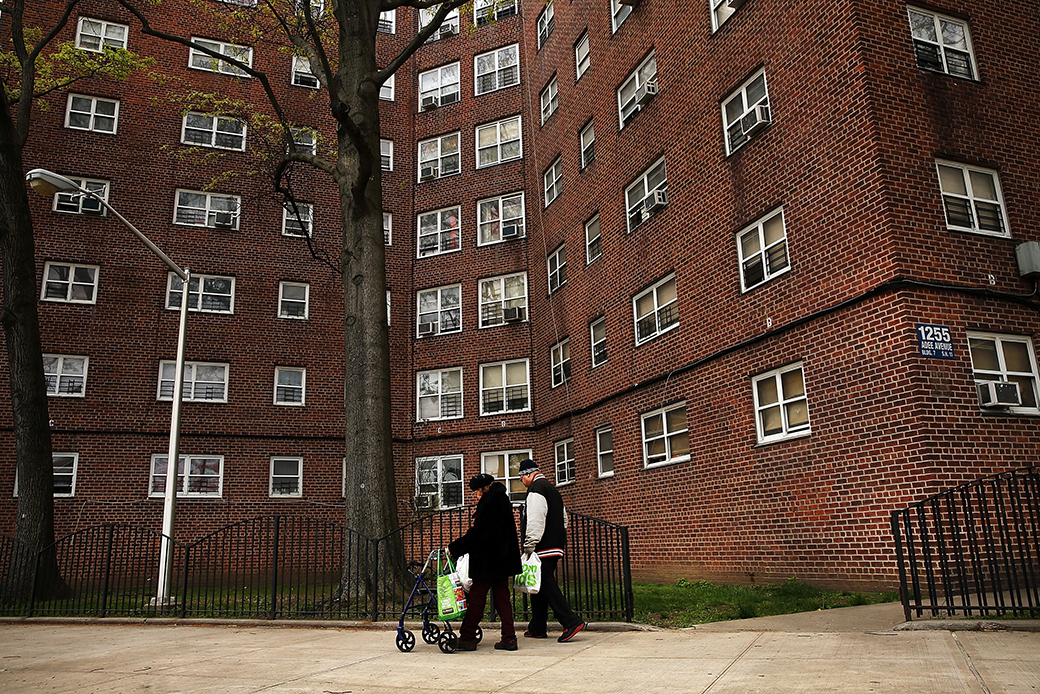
[633,577,900,628]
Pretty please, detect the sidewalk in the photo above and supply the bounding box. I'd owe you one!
[1,605,1038,693]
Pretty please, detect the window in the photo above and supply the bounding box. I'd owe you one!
[575,32,591,80]
[475,0,517,25]
[52,177,108,215]
[419,5,460,37]
[540,77,559,124]
[380,139,393,171]
[157,361,229,402]
[379,74,395,101]
[174,189,240,229]
[418,132,461,180]
[618,52,657,128]
[480,359,530,414]
[479,272,527,327]
[294,0,325,17]
[753,362,810,443]
[476,116,522,168]
[722,69,770,155]
[475,44,519,95]
[274,366,306,405]
[478,193,525,245]
[291,55,319,88]
[419,63,460,109]
[585,215,602,264]
[41,262,99,303]
[417,284,462,336]
[544,157,563,207]
[626,157,667,231]
[43,355,88,397]
[633,273,678,345]
[150,454,223,497]
[189,37,253,77]
[76,17,128,51]
[580,121,596,169]
[967,333,1040,414]
[13,454,79,497]
[417,455,465,509]
[166,273,235,313]
[590,316,607,367]
[642,402,690,467]
[383,212,392,245]
[547,244,567,293]
[710,0,742,32]
[181,112,246,151]
[377,9,396,33]
[279,281,310,319]
[596,427,614,477]
[554,438,575,485]
[282,202,314,237]
[65,94,118,133]
[537,1,555,48]
[908,8,975,79]
[737,208,789,291]
[417,367,463,420]
[610,0,632,33]
[551,339,571,387]
[270,457,303,497]
[289,127,317,155]
[936,161,1008,237]
[481,449,531,501]
[417,206,461,257]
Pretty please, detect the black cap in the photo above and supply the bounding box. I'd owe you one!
[518,458,538,476]
[469,473,495,491]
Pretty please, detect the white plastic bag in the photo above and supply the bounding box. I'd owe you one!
[456,553,473,592]
[515,553,541,594]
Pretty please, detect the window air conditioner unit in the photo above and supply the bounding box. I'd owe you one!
[976,380,1021,407]
[636,80,658,106]
[727,0,748,9]
[415,494,434,509]
[421,95,439,111]
[418,321,438,336]
[501,223,522,239]
[213,212,235,228]
[643,189,669,214]
[440,23,458,36]
[502,306,525,322]
[420,166,438,181]
[740,103,771,138]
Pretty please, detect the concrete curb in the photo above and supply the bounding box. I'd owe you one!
[894,619,1040,632]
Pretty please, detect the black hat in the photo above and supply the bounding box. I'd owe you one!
[469,473,495,491]
[517,458,538,476]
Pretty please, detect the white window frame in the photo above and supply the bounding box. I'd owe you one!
[474,0,517,26]
[481,448,532,501]
[585,214,602,264]
[590,316,607,368]
[907,7,976,80]
[14,454,80,498]
[378,9,396,33]
[76,17,128,51]
[475,44,520,96]
[41,261,99,304]
[274,366,306,406]
[641,402,690,468]
[380,139,394,171]
[173,189,241,230]
[625,157,667,232]
[967,332,1040,415]
[189,37,253,77]
[416,455,465,509]
[166,272,236,314]
[52,176,109,215]
[282,201,314,237]
[550,338,571,388]
[417,205,461,258]
[753,362,811,444]
[537,0,555,49]
[419,63,461,109]
[278,281,310,319]
[383,212,392,245]
[477,192,525,245]
[419,6,460,36]
[149,454,224,498]
[479,272,527,327]
[737,208,790,292]
[418,132,461,180]
[157,361,229,403]
[479,359,530,415]
[633,273,679,345]
[289,127,317,155]
[610,0,633,34]
[580,121,596,169]
[476,116,522,169]
[722,69,770,155]
[379,73,395,101]
[417,367,464,421]
[554,437,575,486]
[547,243,567,293]
[292,55,320,88]
[540,77,559,124]
[575,31,591,80]
[43,355,88,397]
[596,427,614,477]
[270,456,303,497]
[417,283,462,337]
[710,0,741,33]
[65,94,119,134]
[181,112,247,151]
[617,52,657,129]
[544,157,563,207]
[935,161,1009,237]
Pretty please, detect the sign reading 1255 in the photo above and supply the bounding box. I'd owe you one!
[916,323,954,359]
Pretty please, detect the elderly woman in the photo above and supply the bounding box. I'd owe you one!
[448,473,522,651]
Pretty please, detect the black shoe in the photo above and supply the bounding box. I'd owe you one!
[494,638,518,651]
[557,622,586,643]
[457,638,478,651]
[523,630,547,639]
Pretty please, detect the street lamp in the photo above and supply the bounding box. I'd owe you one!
[26,168,190,607]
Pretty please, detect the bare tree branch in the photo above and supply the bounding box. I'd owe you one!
[12,0,80,144]
[376,0,469,85]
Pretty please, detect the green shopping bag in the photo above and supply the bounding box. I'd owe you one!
[436,553,467,620]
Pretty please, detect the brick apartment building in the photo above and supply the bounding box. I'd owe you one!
[2,0,1039,589]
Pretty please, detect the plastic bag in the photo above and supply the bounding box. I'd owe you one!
[436,553,467,620]
[455,553,473,592]
[515,553,541,594]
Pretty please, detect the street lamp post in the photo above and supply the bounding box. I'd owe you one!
[26,168,190,607]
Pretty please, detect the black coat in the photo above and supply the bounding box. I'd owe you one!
[447,482,522,581]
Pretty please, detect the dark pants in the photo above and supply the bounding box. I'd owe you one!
[527,556,581,635]
[460,576,515,642]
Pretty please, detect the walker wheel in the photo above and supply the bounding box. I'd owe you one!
[396,630,415,653]
[438,632,458,653]
[474,626,483,643]
[422,622,441,644]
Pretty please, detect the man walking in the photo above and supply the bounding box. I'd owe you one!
[518,458,586,642]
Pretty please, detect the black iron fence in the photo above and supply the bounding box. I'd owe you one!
[891,464,1040,621]
[0,510,632,622]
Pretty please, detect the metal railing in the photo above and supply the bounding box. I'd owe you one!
[891,465,1040,621]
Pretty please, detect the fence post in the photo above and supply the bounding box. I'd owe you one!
[180,541,190,619]
[100,525,114,618]
[891,510,911,622]
[620,526,633,623]
[270,516,281,620]
[370,538,380,622]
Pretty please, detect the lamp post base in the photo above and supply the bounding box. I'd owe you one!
[148,596,181,610]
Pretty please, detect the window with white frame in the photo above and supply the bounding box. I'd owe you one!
[753,362,810,443]
[292,55,319,88]
[550,339,571,387]
[76,17,128,51]
[737,208,789,291]
[289,127,317,155]
[380,139,393,171]
[722,69,770,155]
[157,361,229,402]
[479,272,527,327]
[967,333,1040,414]
[65,94,119,133]
[475,0,517,26]
[282,201,313,237]
[189,37,252,77]
[590,316,607,367]
[481,448,531,501]
[478,192,525,244]
[274,366,306,406]
[540,77,559,124]
[43,355,88,397]
[174,189,240,229]
[642,402,690,467]
[181,112,246,151]
[269,457,303,497]
[419,5,460,37]
[294,0,325,17]
[278,281,309,319]
[710,0,742,32]
[417,455,464,509]
[166,273,235,313]
[554,438,575,485]
[150,454,223,497]
[480,359,530,414]
[417,206,461,257]
[596,427,613,477]
[52,177,108,215]
[418,132,461,180]
[417,367,463,420]
[379,73,395,100]
[13,454,79,497]
[417,284,462,336]
[419,63,460,109]
[378,9,396,33]
[907,8,975,80]
[537,0,555,48]
[936,161,1008,237]
[625,157,667,231]
[585,214,602,264]
[544,157,563,207]
[580,121,596,169]
[633,273,678,345]
[618,52,657,128]
[383,212,392,245]
[475,44,519,95]
[41,262,99,303]
[610,0,632,33]
[547,244,567,293]
[575,31,591,80]
[476,116,522,168]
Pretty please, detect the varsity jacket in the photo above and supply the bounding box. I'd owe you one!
[522,473,567,559]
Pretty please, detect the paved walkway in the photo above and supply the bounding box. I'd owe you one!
[1,604,1038,693]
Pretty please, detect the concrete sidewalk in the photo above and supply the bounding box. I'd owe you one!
[1,605,1038,693]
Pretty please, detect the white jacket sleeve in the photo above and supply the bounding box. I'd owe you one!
[524,491,548,553]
